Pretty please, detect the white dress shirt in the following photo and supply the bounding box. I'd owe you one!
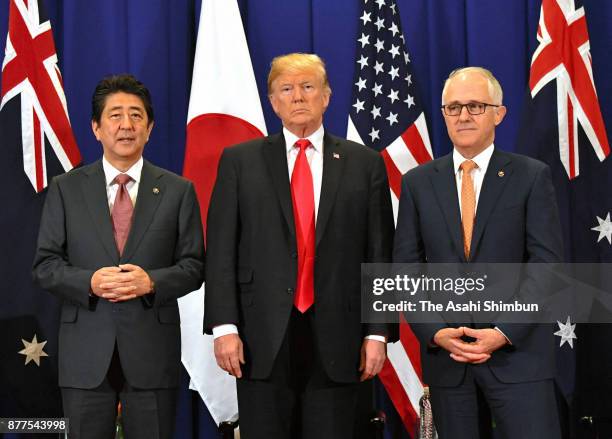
[214,126,385,343]
[102,156,143,208]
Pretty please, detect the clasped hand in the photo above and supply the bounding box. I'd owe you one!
[433,326,507,364]
[90,264,153,302]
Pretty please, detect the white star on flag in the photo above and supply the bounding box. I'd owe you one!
[353,99,365,113]
[355,77,367,91]
[387,89,399,104]
[371,105,381,119]
[389,44,400,59]
[372,83,383,97]
[374,61,384,75]
[369,127,380,141]
[554,316,577,348]
[389,22,399,36]
[591,212,612,244]
[386,112,398,126]
[18,334,48,366]
[358,33,370,48]
[357,55,369,70]
[388,65,399,80]
[374,17,385,30]
[405,94,415,107]
[375,39,385,52]
[360,11,372,25]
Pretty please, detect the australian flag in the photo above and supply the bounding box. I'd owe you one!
[516,0,611,436]
[0,0,80,419]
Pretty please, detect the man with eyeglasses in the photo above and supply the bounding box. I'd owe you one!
[394,67,563,438]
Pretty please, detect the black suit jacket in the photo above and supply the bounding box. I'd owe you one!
[393,148,563,386]
[33,159,205,389]
[204,131,396,383]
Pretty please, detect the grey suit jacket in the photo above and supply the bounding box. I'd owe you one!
[393,148,563,386]
[33,159,205,389]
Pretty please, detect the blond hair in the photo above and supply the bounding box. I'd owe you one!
[267,53,331,95]
[442,66,503,105]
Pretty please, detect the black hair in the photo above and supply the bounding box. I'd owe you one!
[91,74,154,124]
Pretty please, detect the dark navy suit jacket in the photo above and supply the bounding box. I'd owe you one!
[393,148,563,386]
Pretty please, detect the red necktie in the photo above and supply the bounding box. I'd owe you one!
[111,173,134,256]
[290,139,315,313]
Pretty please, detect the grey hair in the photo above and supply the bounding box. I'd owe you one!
[441,67,503,105]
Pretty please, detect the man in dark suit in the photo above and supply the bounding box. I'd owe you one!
[394,67,563,438]
[32,74,205,439]
[204,53,395,438]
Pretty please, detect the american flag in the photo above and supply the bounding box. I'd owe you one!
[346,0,433,434]
[1,0,80,192]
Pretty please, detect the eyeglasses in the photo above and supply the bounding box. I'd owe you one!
[441,102,500,116]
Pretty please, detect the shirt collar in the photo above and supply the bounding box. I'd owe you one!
[283,124,325,154]
[453,143,494,174]
[102,156,144,186]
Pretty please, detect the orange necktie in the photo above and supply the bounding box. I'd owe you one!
[290,139,315,313]
[460,160,477,259]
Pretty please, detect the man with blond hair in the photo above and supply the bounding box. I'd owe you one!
[205,53,395,438]
[393,67,563,438]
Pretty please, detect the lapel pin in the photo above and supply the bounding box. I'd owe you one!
[333,152,340,159]
[498,170,505,178]
[153,187,160,194]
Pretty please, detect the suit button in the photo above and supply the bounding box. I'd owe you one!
[291,252,297,259]
[287,288,294,294]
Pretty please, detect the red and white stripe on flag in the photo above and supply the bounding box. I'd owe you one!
[178,0,267,426]
[529,0,609,179]
[0,0,80,192]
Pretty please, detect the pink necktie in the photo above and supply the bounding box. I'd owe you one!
[111,174,134,256]
[290,139,315,313]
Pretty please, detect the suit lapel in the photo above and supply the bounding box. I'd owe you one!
[430,154,465,261]
[470,149,512,258]
[263,134,295,237]
[316,133,344,248]
[82,161,119,263]
[121,160,164,262]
